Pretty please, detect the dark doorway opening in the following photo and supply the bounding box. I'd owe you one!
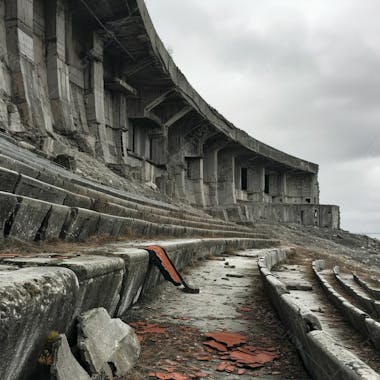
[264,175,270,194]
[241,168,248,191]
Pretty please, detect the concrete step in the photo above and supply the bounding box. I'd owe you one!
[0,141,220,221]
[0,155,239,230]
[258,250,380,380]
[0,192,274,242]
[0,166,256,236]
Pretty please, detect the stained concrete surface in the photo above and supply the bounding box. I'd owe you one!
[125,251,310,379]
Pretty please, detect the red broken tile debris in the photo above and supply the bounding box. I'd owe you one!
[216,362,229,372]
[200,331,278,375]
[149,372,189,380]
[204,332,247,347]
[203,340,227,352]
[130,322,167,334]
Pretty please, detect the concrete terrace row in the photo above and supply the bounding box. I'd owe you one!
[0,238,279,380]
[0,137,272,242]
[259,250,380,379]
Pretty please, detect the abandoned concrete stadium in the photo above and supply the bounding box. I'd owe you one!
[0,0,379,379]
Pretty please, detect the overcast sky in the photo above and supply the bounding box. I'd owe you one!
[145,0,380,234]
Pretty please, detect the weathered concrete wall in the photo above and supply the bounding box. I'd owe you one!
[209,203,340,229]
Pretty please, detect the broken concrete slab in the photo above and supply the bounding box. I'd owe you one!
[0,191,18,237]
[8,196,52,241]
[15,175,67,204]
[78,308,140,378]
[42,204,71,240]
[51,334,90,380]
[63,191,93,209]
[106,247,150,317]
[0,167,19,192]
[62,208,100,241]
[97,213,125,237]
[0,267,79,380]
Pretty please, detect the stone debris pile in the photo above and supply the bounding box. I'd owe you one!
[50,308,140,380]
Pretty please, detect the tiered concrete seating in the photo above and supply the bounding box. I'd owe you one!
[0,139,270,242]
[258,251,380,380]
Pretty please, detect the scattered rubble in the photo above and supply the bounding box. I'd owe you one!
[50,335,90,380]
[77,308,141,379]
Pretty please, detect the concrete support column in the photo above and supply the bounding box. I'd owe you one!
[150,126,167,166]
[248,165,265,202]
[5,0,35,129]
[46,0,73,135]
[311,174,320,204]
[173,163,186,200]
[203,148,219,206]
[217,150,236,205]
[85,32,110,162]
[278,172,287,202]
[187,157,205,207]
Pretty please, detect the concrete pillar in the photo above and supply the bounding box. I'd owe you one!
[277,172,287,202]
[217,150,236,205]
[85,32,111,162]
[173,163,186,200]
[311,174,320,204]
[150,127,167,166]
[5,0,35,129]
[186,157,205,207]
[248,165,265,202]
[203,148,218,206]
[46,0,73,134]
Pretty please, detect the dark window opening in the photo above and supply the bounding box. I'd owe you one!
[241,168,248,191]
[300,210,304,223]
[305,198,311,204]
[148,137,153,161]
[264,175,270,194]
[128,125,137,153]
[120,133,125,158]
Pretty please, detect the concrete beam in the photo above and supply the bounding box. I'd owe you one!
[164,105,192,128]
[145,89,175,112]
[104,77,137,97]
[124,57,155,78]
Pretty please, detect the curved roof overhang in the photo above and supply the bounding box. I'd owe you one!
[73,0,319,175]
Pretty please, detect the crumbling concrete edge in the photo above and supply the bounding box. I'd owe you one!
[313,261,380,350]
[333,266,380,319]
[258,251,380,380]
[353,272,380,301]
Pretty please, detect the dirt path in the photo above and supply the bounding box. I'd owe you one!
[125,251,310,379]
